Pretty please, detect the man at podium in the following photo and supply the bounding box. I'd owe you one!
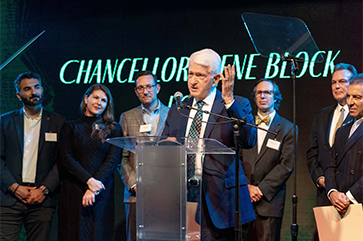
[163,48,256,240]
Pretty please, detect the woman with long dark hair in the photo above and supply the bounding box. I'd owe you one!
[58,84,122,241]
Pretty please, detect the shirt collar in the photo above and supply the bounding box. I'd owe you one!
[337,103,349,113]
[192,87,216,108]
[23,107,43,120]
[141,100,160,114]
[354,117,363,125]
[257,109,276,120]
[257,109,276,126]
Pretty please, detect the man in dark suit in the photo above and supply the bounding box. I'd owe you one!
[241,79,296,241]
[0,72,65,241]
[162,48,256,240]
[119,70,169,241]
[326,74,363,217]
[306,63,358,207]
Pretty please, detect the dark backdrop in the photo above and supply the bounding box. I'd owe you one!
[1,1,362,240]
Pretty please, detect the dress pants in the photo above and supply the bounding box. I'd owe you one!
[125,202,136,241]
[0,201,55,241]
[200,188,248,241]
[242,211,282,241]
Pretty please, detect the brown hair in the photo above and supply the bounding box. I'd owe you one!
[80,84,115,142]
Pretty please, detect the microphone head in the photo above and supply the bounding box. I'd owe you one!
[174,91,183,99]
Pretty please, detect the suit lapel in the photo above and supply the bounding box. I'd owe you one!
[256,113,281,163]
[14,109,24,155]
[339,121,363,164]
[178,97,193,137]
[204,91,225,138]
[325,106,335,146]
[134,106,147,136]
[38,109,50,153]
[156,102,168,136]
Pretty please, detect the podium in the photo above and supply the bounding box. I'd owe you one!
[107,136,235,240]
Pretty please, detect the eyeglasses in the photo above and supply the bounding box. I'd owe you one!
[135,84,157,93]
[255,90,274,96]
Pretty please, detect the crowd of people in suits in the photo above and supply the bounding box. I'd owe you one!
[0,48,362,241]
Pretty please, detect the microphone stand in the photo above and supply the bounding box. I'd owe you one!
[282,55,303,241]
[181,104,277,241]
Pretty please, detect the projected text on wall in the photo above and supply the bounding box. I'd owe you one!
[59,50,340,84]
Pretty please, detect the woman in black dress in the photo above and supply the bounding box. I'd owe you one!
[58,84,122,241]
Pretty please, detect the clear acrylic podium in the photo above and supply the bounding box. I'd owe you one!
[107,136,235,240]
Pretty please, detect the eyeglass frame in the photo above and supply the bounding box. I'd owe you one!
[255,90,274,97]
[134,84,157,93]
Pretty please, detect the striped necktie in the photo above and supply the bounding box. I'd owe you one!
[187,101,204,201]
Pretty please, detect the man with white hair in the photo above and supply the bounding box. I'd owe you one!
[163,48,256,240]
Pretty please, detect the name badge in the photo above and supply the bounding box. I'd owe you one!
[140,124,152,133]
[45,133,57,142]
[266,138,280,151]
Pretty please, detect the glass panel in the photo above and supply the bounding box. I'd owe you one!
[106,137,236,241]
[136,143,186,241]
[242,12,324,63]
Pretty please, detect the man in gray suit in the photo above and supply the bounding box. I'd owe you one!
[242,79,296,241]
[119,70,169,241]
[326,74,363,217]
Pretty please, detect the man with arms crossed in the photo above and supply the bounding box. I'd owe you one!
[119,70,169,241]
[0,72,65,241]
[162,49,256,240]
[242,79,296,241]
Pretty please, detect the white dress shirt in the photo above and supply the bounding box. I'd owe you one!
[22,108,42,183]
[256,110,276,154]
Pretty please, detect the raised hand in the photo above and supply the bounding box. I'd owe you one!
[220,64,235,105]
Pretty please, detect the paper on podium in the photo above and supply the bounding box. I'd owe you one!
[313,204,363,241]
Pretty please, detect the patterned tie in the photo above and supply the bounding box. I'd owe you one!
[187,101,204,201]
[332,108,344,145]
[255,115,270,125]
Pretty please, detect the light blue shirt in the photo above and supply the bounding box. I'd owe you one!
[141,100,161,136]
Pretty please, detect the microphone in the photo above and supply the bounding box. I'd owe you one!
[174,91,183,110]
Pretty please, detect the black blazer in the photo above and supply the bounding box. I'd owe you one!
[306,105,352,206]
[242,113,296,218]
[0,108,65,206]
[325,120,363,203]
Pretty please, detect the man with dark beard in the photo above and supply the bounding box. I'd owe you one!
[0,72,65,241]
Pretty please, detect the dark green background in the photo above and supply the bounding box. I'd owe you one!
[1,1,362,240]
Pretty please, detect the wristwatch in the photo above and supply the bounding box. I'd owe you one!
[40,185,50,195]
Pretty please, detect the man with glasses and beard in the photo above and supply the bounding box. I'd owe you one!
[0,72,65,241]
[119,70,169,241]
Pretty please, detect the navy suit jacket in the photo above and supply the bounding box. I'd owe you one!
[242,113,296,218]
[325,120,363,203]
[306,105,352,206]
[162,90,256,229]
[0,108,65,206]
